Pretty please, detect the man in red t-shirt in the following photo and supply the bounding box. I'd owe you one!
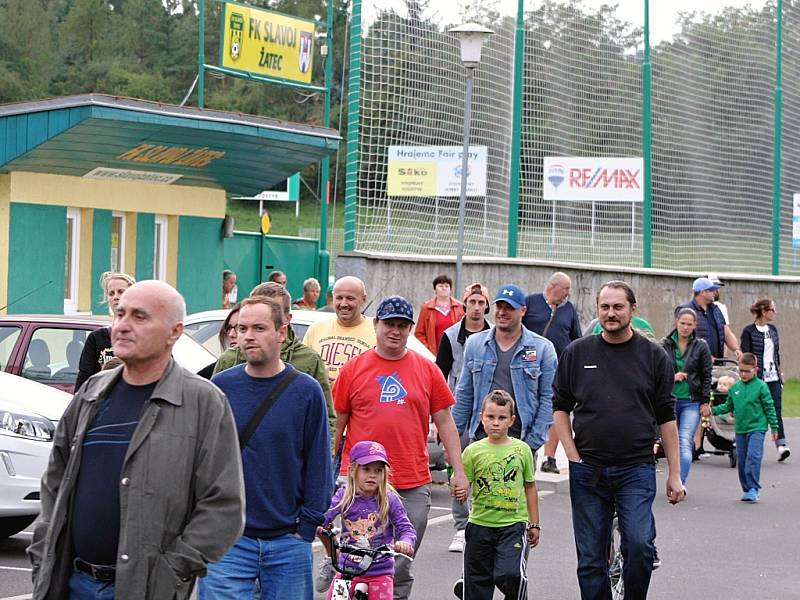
[333,295,468,600]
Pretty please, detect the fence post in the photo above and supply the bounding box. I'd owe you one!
[343,0,362,252]
[773,0,783,275]
[642,0,652,268]
[507,0,525,258]
[197,0,205,108]
[318,0,334,286]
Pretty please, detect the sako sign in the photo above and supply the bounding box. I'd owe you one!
[543,157,643,202]
[220,2,315,84]
[387,146,488,197]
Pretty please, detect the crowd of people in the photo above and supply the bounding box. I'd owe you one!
[26,267,789,600]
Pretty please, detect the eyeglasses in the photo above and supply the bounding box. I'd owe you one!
[737,368,756,374]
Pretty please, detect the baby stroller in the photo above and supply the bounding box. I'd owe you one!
[704,358,738,468]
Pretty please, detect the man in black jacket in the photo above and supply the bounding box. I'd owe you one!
[553,280,683,600]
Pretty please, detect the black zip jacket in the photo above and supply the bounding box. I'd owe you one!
[660,332,712,404]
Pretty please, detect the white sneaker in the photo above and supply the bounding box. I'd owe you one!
[778,445,791,462]
[448,529,466,553]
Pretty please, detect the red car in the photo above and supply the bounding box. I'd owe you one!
[0,315,215,393]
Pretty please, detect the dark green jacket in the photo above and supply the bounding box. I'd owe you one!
[212,326,334,423]
[27,361,245,600]
[712,377,779,434]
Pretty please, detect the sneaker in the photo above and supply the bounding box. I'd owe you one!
[540,457,560,474]
[652,546,661,570]
[741,488,759,503]
[778,445,791,462]
[448,529,465,553]
[315,555,334,593]
[453,578,464,599]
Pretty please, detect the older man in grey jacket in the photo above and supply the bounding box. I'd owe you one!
[27,281,245,600]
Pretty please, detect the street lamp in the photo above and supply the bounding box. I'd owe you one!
[448,22,493,296]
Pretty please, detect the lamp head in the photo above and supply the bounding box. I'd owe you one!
[448,22,495,68]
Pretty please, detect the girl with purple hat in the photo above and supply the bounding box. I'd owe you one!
[319,440,416,599]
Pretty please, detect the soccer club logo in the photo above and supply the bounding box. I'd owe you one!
[546,164,566,191]
[298,30,313,74]
[229,12,244,61]
[376,372,407,405]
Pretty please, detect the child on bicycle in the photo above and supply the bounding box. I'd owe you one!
[320,440,416,599]
[457,390,540,600]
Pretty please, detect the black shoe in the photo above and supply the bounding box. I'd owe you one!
[453,578,464,599]
[540,457,560,474]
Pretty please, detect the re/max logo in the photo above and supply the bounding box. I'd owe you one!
[569,168,641,189]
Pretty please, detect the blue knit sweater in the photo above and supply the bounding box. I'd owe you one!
[212,363,332,541]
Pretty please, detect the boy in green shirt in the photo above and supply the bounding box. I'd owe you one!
[712,353,779,503]
[456,390,540,600]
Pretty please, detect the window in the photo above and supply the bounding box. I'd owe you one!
[154,215,168,281]
[21,328,90,387]
[111,212,125,273]
[64,209,80,314]
[0,326,22,370]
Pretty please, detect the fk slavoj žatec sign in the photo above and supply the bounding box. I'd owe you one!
[220,1,316,85]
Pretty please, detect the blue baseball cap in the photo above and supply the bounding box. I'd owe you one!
[375,295,415,323]
[493,284,526,309]
[693,277,719,293]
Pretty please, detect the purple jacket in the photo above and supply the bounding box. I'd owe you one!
[323,487,416,577]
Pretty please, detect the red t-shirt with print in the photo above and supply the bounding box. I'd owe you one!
[333,348,455,489]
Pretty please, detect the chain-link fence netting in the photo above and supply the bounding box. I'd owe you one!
[348,0,796,275]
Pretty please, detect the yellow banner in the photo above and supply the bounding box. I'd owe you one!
[220,2,315,84]
[387,161,438,196]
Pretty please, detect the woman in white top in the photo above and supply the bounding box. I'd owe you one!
[740,298,790,462]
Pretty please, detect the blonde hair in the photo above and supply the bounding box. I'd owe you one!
[335,460,396,526]
[100,271,136,300]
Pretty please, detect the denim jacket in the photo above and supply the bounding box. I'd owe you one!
[452,326,557,450]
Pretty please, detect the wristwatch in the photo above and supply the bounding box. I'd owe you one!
[528,523,541,531]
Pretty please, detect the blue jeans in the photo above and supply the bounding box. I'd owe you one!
[68,570,115,600]
[736,431,765,492]
[568,461,656,600]
[199,534,313,600]
[675,399,701,484]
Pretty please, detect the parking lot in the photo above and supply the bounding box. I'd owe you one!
[2,420,798,599]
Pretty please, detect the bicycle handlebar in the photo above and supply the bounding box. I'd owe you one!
[317,528,413,578]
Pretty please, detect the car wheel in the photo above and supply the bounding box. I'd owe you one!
[0,515,36,539]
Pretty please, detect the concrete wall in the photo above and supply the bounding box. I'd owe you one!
[337,251,800,377]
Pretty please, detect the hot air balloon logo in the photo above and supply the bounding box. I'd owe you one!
[547,164,565,191]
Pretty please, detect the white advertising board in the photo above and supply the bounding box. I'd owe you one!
[543,157,643,202]
[793,193,800,248]
[387,146,487,197]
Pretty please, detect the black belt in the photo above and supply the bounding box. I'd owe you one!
[74,558,116,583]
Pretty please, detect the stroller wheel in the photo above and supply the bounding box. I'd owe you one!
[729,451,737,468]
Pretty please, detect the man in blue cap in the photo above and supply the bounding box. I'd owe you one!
[332,295,468,600]
[678,277,741,360]
[453,284,558,460]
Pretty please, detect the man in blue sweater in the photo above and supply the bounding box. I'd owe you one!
[200,296,332,600]
[523,271,582,473]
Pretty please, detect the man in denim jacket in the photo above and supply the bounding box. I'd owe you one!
[453,284,557,454]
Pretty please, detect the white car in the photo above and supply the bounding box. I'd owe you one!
[0,373,72,538]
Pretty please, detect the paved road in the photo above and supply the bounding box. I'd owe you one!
[3,419,798,599]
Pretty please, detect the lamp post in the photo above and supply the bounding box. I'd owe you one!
[448,23,493,296]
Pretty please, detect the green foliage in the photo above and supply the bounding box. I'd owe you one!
[782,379,800,418]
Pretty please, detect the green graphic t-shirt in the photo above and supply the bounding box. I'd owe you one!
[462,438,535,527]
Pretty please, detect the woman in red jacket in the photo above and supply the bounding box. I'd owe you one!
[415,274,465,354]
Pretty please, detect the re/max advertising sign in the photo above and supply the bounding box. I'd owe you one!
[543,157,643,202]
[220,1,315,84]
